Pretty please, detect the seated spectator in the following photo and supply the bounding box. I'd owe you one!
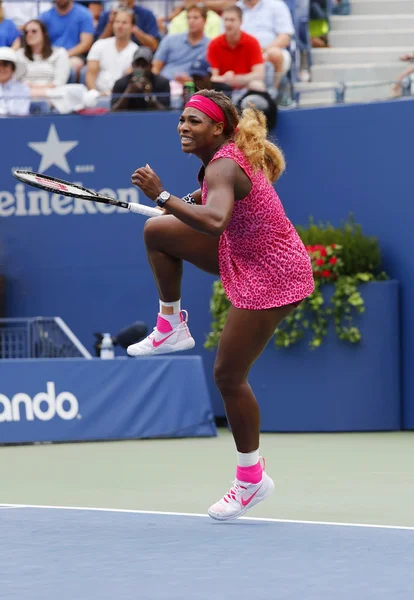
[392,58,414,97]
[237,0,294,86]
[207,6,265,95]
[74,1,103,32]
[189,56,232,96]
[310,0,329,49]
[0,1,20,47]
[400,51,414,62]
[190,45,276,128]
[16,20,70,99]
[0,46,30,115]
[87,2,103,34]
[168,0,222,39]
[86,8,137,95]
[152,4,209,84]
[96,0,160,53]
[111,46,170,111]
[162,0,231,24]
[39,0,94,80]
[332,0,350,16]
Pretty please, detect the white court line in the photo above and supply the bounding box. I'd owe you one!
[0,503,413,531]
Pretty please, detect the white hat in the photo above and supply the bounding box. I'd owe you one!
[0,47,26,81]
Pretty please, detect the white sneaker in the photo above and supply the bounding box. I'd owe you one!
[127,310,195,356]
[208,462,275,521]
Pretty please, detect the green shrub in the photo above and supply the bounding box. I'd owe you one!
[205,215,388,351]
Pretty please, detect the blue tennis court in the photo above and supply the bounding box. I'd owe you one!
[2,504,414,599]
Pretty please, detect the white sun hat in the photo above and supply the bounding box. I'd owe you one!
[0,46,27,80]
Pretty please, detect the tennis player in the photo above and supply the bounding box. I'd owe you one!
[128,89,314,521]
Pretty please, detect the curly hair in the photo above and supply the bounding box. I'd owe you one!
[193,89,285,183]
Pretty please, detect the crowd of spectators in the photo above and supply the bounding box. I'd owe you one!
[0,0,346,118]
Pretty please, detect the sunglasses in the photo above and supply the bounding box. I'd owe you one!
[0,60,13,67]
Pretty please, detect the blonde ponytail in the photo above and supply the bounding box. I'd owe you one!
[235,106,285,183]
[188,90,285,183]
[0,2,4,23]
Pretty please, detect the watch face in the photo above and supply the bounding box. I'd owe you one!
[160,191,170,201]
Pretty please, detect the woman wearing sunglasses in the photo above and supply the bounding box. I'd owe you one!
[16,19,70,102]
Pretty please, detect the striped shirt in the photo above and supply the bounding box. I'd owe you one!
[16,47,71,87]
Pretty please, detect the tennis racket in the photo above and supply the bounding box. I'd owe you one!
[13,170,163,218]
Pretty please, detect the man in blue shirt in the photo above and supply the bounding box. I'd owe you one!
[96,0,160,53]
[40,0,94,80]
[152,4,209,83]
[0,16,19,48]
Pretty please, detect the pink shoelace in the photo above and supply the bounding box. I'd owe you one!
[223,481,247,504]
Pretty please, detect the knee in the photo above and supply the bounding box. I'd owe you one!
[214,362,244,396]
[266,47,282,60]
[143,215,164,249]
[266,47,283,70]
[247,80,266,92]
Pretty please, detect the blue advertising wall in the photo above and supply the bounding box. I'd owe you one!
[0,100,413,426]
[0,357,216,444]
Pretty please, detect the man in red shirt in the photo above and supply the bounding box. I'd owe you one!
[206,5,265,95]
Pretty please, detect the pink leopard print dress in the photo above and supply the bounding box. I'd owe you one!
[201,142,315,310]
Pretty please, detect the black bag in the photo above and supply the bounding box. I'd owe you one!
[235,90,278,131]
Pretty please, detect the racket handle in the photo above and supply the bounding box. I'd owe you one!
[128,202,163,217]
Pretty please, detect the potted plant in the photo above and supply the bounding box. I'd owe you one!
[204,216,401,432]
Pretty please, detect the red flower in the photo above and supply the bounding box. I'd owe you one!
[319,247,327,257]
[315,259,324,266]
[331,244,336,248]
[321,270,331,278]
[329,257,337,265]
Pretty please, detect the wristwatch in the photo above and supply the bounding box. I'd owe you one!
[156,191,171,208]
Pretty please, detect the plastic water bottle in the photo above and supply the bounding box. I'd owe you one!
[100,333,114,359]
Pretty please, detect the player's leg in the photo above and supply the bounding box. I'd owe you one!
[214,303,299,452]
[144,214,219,300]
[208,302,299,520]
[127,215,219,356]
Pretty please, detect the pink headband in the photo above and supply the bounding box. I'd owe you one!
[184,94,227,127]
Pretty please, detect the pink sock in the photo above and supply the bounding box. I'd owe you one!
[156,314,173,333]
[236,461,263,484]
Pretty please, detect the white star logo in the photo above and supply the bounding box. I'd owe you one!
[28,124,79,174]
